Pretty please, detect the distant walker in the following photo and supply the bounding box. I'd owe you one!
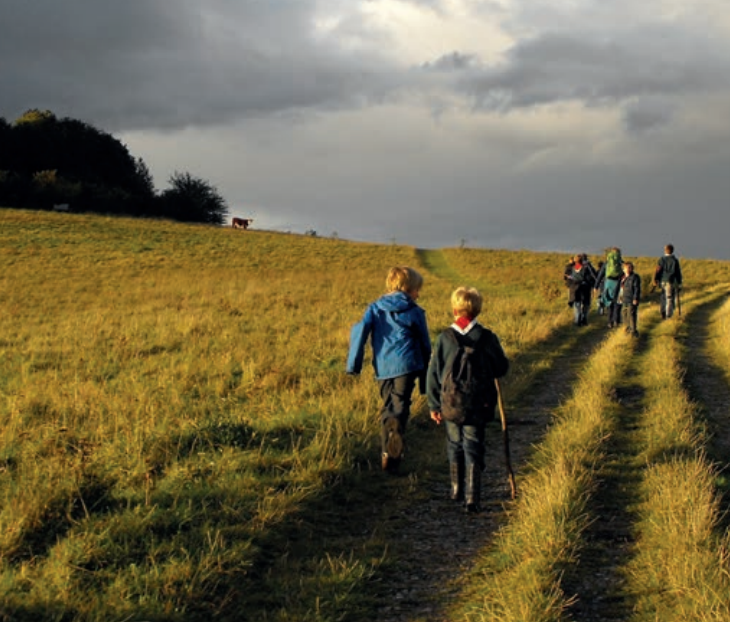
[232,217,253,230]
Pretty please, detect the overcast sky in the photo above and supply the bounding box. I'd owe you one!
[3,0,730,260]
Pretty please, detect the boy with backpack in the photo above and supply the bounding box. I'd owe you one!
[653,243,683,319]
[426,287,509,513]
[595,247,624,328]
[347,266,432,474]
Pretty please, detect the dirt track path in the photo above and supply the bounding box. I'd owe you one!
[349,249,610,622]
[363,259,730,622]
[558,311,660,621]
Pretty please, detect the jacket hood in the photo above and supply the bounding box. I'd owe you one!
[374,291,416,313]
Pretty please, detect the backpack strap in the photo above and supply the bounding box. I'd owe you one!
[447,326,487,356]
[585,262,598,281]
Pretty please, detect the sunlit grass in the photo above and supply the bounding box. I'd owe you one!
[626,287,730,622]
[2,208,730,620]
[1,209,422,619]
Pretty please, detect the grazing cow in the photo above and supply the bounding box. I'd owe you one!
[232,217,253,230]
[53,203,70,212]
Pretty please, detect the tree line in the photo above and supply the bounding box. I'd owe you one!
[0,109,228,225]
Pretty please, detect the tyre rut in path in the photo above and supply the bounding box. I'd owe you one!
[558,316,660,622]
[559,289,729,622]
[354,250,610,622]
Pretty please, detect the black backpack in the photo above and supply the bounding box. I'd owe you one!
[662,255,678,283]
[440,329,490,424]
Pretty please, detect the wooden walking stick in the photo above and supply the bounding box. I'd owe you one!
[495,379,517,500]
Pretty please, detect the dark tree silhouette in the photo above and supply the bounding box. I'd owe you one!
[0,109,230,224]
[0,109,156,214]
[157,172,228,225]
[0,117,12,171]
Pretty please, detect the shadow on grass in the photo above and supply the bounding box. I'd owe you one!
[0,310,637,622]
[3,470,117,564]
[144,420,318,472]
[676,290,730,531]
[0,602,81,622]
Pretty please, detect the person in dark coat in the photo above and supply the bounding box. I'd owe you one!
[427,287,509,513]
[564,253,596,326]
[620,261,641,337]
[653,243,683,319]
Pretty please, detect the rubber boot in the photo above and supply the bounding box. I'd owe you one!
[465,464,482,514]
[381,418,403,474]
[449,458,465,503]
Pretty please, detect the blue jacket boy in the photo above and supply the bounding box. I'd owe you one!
[346,267,432,474]
[346,290,431,381]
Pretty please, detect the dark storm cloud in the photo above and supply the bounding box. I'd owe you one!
[4,0,728,136]
[452,28,730,120]
[0,0,396,131]
[622,98,675,134]
[423,52,477,72]
[5,0,730,261]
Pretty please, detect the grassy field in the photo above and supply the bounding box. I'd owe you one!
[2,207,730,621]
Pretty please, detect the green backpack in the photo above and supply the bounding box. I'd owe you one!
[605,250,622,279]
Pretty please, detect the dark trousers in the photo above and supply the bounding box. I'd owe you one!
[611,303,622,326]
[622,304,639,334]
[377,371,418,452]
[445,419,486,472]
[572,286,592,325]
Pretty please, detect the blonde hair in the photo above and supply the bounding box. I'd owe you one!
[385,266,423,294]
[451,286,483,319]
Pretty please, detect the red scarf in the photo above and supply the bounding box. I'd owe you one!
[454,316,473,330]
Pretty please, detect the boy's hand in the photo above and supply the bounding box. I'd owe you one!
[430,411,443,425]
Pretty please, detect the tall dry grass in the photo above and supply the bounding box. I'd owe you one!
[1,209,424,619]
[625,286,730,622]
[2,208,730,620]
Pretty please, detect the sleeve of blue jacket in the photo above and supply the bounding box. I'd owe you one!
[346,306,373,374]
